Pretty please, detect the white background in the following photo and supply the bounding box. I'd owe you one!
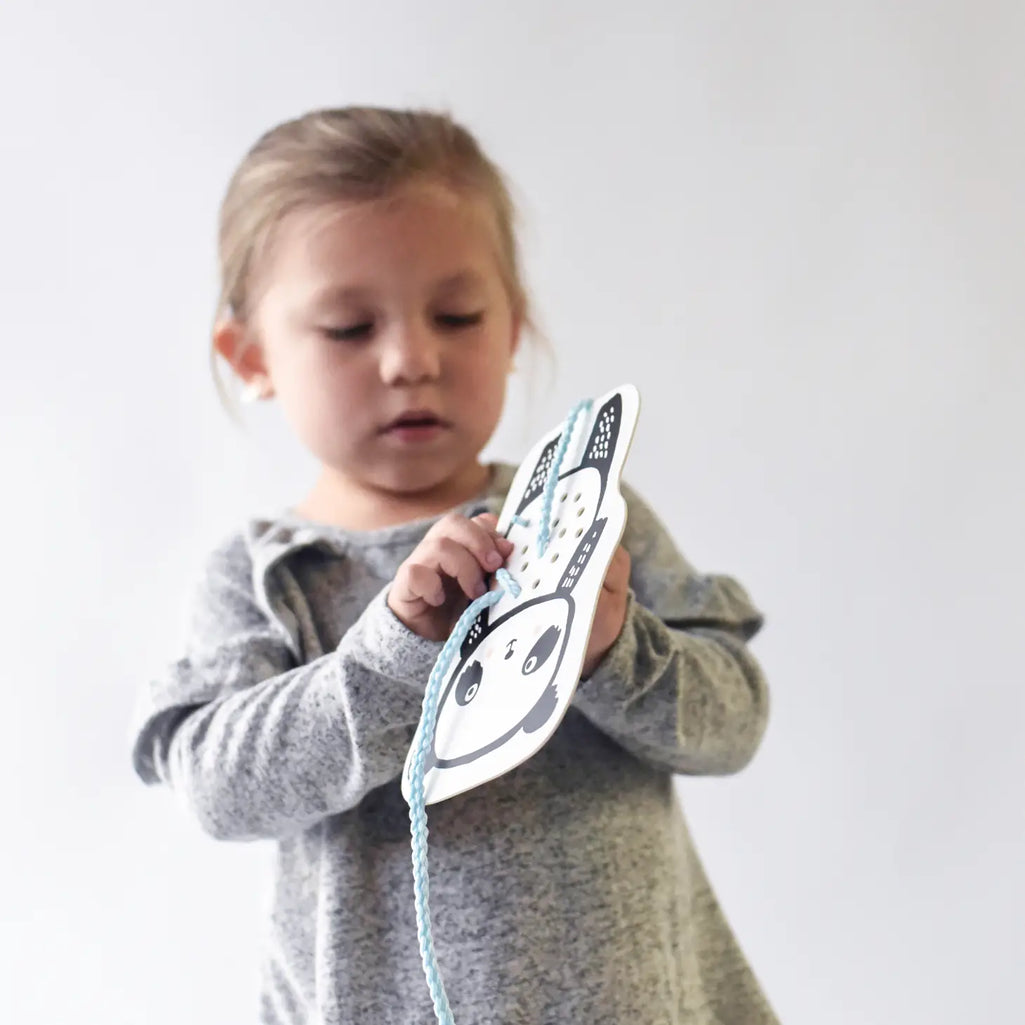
[1,2,1022,1022]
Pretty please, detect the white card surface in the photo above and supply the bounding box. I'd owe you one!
[402,383,641,805]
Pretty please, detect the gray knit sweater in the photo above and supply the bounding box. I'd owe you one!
[131,461,779,1024]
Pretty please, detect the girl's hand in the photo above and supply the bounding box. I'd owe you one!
[581,544,631,679]
[388,512,516,641]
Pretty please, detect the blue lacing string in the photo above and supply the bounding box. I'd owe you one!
[536,399,592,556]
[406,397,592,1025]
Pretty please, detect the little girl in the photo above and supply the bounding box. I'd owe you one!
[131,105,780,1025]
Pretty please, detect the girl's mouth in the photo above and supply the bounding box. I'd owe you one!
[381,410,451,441]
[383,418,451,442]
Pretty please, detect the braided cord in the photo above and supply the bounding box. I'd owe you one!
[407,397,593,1023]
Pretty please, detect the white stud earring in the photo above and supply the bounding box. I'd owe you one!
[241,377,270,403]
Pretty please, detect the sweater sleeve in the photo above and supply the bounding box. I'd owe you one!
[129,532,445,841]
[570,481,771,776]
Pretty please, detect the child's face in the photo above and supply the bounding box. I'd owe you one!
[228,182,521,502]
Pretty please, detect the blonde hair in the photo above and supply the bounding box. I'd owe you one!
[210,104,552,422]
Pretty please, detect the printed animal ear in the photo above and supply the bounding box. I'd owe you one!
[515,436,562,515]
[461,607,490,659]
[576,393,623,504]
[557,517,608,593]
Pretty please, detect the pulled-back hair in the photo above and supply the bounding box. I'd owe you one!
[210,105,548,419]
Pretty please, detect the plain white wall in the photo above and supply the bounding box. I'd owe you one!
[1,1,1021,1022]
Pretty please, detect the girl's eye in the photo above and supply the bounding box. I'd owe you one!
[436,312,484,330]
[323,323,372,341]
[321,311,484,341]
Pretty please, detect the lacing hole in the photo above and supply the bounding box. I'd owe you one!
[574,493,581,501]
[559,528,566,537]
[550,553,559,563]
[521,544,528,554]
[577,507,585,516]
[521,561,529,571]
[575,528,583,537]
[560,492,567,502]
[532,579,540,589]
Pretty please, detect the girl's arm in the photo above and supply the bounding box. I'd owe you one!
[130,532,444,842]
[570,481,771,776]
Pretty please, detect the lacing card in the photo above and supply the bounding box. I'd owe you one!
[401,383,640,806]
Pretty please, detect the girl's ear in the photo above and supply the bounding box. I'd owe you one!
[213,317,273,392]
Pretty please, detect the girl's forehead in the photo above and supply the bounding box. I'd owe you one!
[291,184,494,248]
[267,188,504,293]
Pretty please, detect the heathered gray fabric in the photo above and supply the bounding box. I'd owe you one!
[130,461,780,1024]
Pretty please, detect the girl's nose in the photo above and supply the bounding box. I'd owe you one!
[378,321,441,385]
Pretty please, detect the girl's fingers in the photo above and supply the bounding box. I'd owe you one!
[603,546,631,591]
[397,513,517,611]
[432,536,492,600]
[401,562,446,606]
[430,512,514,573]
[481,517,516,561]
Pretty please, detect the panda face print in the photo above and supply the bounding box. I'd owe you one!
[455,626,558,706]
[430,595,574,767]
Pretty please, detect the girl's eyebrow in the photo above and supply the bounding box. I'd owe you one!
[307,283,370,307]
[308,270,485,308]
[434,270,486,292]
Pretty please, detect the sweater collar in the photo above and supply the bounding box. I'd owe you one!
[243,461,518,579]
